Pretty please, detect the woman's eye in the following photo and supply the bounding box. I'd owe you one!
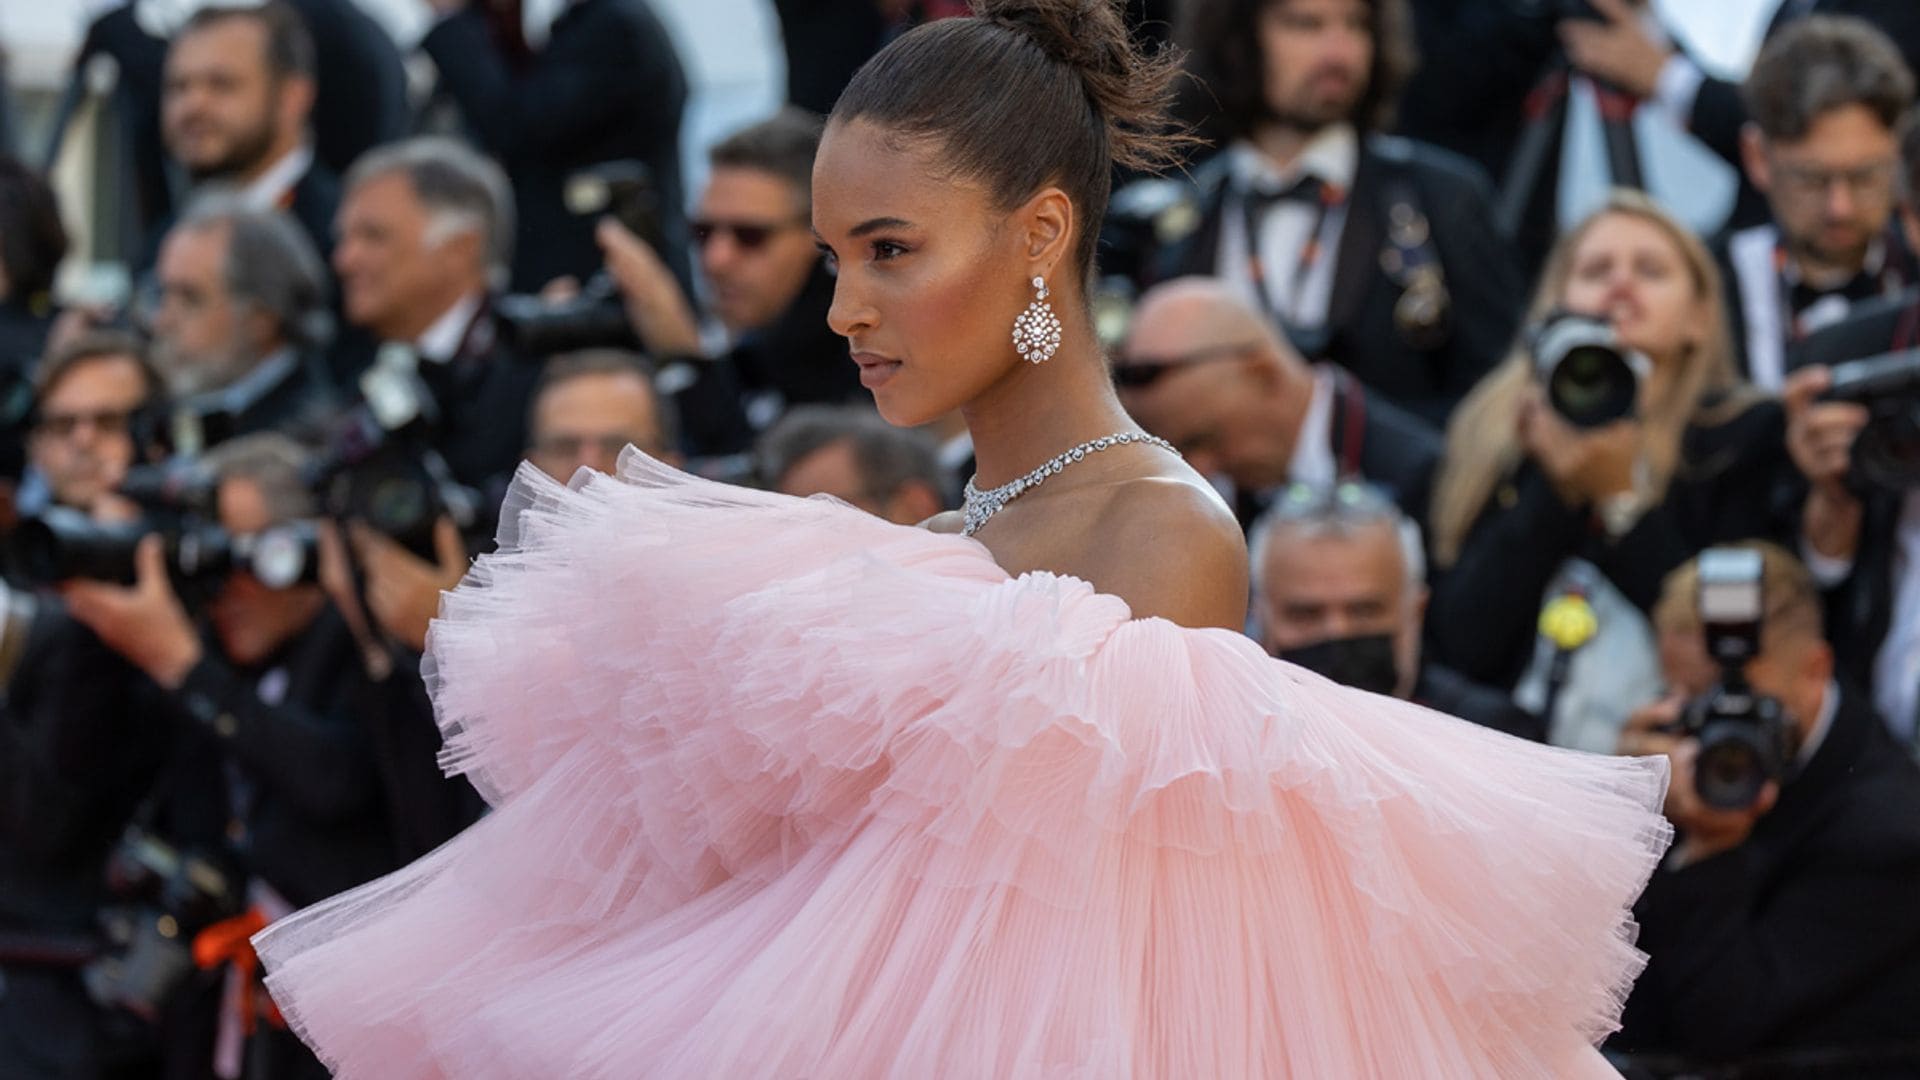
[872,240,908,261]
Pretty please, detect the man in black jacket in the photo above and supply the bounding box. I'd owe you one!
[158,3,346,266]
[1248,480,1541,739]
[59,433,459,1078]
[417,0,689,293]
[1114,277,1441,533]
[147,197,338,452]
[1611,543,1920,1076]
[1149,0,1521,426]
[597,108,856,456]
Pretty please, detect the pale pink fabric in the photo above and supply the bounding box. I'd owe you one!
[254,450,1671,1078]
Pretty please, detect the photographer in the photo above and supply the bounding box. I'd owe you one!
[0,338,167,1079]
[527,349,678,482]
[1610,542,1920,1075]
[755,405,946,526]
[146,196,339,453]
[1776,110,1920,753]
[59,434,414,1079]
[597,108,857,456]
[1249,481,1541,740]
[1425,193,1786,750]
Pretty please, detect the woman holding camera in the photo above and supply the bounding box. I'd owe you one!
[1427,192,1787,744]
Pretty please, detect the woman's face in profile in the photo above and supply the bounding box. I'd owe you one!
[811,118,1035,427]
[1560,211,1706,372]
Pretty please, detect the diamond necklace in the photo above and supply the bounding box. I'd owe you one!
[961,431,1179,537]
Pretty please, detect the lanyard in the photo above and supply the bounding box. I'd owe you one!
[1239,181,1344,338]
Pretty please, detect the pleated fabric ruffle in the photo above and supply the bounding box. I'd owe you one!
[254,449,1670,1079]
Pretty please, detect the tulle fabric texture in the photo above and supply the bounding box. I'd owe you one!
[254,450,1670,1079]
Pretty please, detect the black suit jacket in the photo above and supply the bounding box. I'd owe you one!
[1426,397,1790,691]
[1225,367,1442,535]
[407,300,542,513]
[1152,136,1522,427]
[1613,687,1920,1073]
[422,0,690,293]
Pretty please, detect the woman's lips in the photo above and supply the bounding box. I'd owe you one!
[852,351,901,389]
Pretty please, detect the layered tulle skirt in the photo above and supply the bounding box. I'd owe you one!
[254,451,1670,1078]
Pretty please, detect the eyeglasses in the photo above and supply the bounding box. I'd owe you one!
[1268,480,1398,521]
[690,217,806,252]
[1109,341,1259,389]
[1769,157,1899,201]
[33,408,135,439]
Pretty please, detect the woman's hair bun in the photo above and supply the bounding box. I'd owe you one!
[972,0,1193,173]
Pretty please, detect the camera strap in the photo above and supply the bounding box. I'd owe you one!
[1237,176,1344,353]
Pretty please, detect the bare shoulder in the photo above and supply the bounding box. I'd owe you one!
[1082,475,1248,630]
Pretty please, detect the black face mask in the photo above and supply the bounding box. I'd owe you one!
[1277,633,1401,696]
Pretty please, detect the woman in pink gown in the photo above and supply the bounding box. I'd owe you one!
[254,0,1672,1074]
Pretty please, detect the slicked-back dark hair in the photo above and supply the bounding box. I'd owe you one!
[830,0,1192,286]
[1744,16,1914,142]
[1181,0,1417,142]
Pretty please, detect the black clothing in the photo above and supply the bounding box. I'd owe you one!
[1228,368,1443,535]
[1151,136,1522,427]
[406,300,541,513]
[68,0,406,263]
[772,0,888,115]
[1612,687,1920,1076]
[168,350,340,454]
[1427,397,1790,692]
[1781,292,1918,699]
[1714,223,1917,387]
[1413,661,1543,742]
[665,264,863,459]
[421,0,690,293]
[0,608,167,1080]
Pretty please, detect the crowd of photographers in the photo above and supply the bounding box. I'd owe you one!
[2,0,1920,1077]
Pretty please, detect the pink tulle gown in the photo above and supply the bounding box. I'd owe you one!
[253,450,1671,1078]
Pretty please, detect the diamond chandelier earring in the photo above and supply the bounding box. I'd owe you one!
[1012,275,1062,364]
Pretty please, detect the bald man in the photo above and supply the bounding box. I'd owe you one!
[1114,276,1444,530]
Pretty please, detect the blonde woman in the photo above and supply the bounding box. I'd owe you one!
[1427,192,1788,719]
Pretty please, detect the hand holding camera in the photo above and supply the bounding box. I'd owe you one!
[1518,383,1641,507]
[1783,364,1868,561]
[61,534,203,689]
[596,217,701,358]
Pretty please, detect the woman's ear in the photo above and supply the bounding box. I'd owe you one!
[1014,186,1075,281]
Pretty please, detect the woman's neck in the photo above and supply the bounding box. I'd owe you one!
[961,325,1137,490]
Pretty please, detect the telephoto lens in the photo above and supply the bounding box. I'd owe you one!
[1530,311,1650,428]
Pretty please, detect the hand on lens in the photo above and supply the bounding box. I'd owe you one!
[348,517,467,653]
[1619,694,1774,862]
[596,218,701,357]
[1557,0,1670,100]
[61,535,202,689]
[1518,384,1640,507]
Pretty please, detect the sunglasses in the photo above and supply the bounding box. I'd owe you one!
[1109,341,1260,389]
[690,217,805,252]
[33,408,135,439]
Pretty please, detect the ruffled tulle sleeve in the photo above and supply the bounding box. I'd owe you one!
[255,450,1668,1079]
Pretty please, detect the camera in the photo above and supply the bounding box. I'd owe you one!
[494,273,641,357]
[306,347,480,560]
[81,828,239,1023]
[1676,547,1793,811]
[7,507,319,590]
[1530,310,1650,428]
[495,160,665,357]
[1821,346,1920,489]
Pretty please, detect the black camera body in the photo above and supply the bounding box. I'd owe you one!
[1531,310,1650,428]
[1678,548,1794,811]
[1822,346,1920,489]
[81,828,239,1023]
[494,274,641,358]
